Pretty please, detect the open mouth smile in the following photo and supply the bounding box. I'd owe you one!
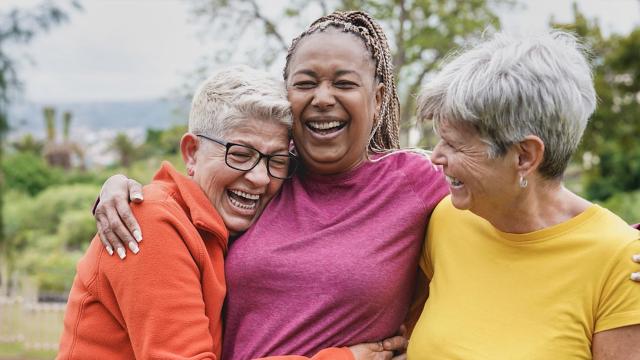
[227,189,260,210]
[306,120,347,135]
[446,175,464,189]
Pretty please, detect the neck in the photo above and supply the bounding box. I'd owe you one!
[481,181,591,234]
[302,154,370,176]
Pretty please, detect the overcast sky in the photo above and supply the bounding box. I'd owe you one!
[2,0,639,103]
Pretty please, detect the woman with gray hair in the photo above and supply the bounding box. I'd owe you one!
[408,31,640,358]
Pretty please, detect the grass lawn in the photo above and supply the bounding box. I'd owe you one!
[0,343,56,360]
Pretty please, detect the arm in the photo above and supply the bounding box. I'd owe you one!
[94,174,144,259]
[403,270,430,337]
[633,223,640,281]
[258,336,408,360]
[100,201,219,359]
[592,240,640,359]
[592,324,640,360]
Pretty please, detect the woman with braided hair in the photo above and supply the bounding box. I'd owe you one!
[92,10,448,359]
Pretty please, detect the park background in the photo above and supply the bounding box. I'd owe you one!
[1,0,639,358]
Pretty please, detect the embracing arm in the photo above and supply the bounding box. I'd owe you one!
[94,174,144,258]
[593,325,640,360]
[403,270,430,337]
[259,336,408,360]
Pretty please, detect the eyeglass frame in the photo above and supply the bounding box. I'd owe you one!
[194,134,297,180]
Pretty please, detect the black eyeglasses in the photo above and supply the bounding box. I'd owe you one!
[195,134,297,180]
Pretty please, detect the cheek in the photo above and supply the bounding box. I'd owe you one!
[287,89,306,114]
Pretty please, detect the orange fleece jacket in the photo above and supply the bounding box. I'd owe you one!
[58,162,353,360]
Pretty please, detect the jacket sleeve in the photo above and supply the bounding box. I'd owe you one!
[98,201,219,359]
[256,347,354,360]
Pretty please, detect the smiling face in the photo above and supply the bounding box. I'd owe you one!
[431,120,520,218]
[187,118,289,236]
[286,30,383,175]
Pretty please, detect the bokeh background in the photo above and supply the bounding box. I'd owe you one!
[1,0,639,358]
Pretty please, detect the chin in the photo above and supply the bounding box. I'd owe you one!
[450,195,471,211]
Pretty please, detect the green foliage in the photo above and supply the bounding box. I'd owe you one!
[2,152,62,195]
[552,4,640,200]
[143,124,188,156]
[10,133,44,154]
[185,0,510,146]
[109,132,137,168]
[3,184,99,292]
[57,210,96,251]
[25,184,100,234]
[600,190,640,224]
[583,145,640,201]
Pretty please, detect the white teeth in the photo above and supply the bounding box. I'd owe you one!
[229,189,260,200]
[307,121,344,130]
[229,196,257,210]
[446,175,464,188]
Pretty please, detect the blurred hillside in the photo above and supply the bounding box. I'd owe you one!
[7,98,189,167]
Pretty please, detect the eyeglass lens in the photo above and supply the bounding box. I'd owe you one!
[226,144,293,179]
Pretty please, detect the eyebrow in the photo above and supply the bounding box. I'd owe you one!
[292,69,361,79]
[232,140,290,155]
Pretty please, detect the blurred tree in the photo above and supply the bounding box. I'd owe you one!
[187,0,513,146]
[143,124,188,156]
[109,132,137,168]
[552,3,640,200]
[1,152,61,196]
[3,184,98,294]
[11,133,44,154]
[0,1,81,284]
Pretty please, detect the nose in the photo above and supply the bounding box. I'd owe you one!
[244,158,271,187]
[431,140,446,166]
[311,82,336,109]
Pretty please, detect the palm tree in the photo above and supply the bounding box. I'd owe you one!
[109,132,137,168]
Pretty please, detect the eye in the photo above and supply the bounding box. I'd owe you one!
[269,155,290,169]
[334,80,357,89]
[292,81,316,89]
[227,148,256,163]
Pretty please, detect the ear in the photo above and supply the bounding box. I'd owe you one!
[374,82,384,117]
[515,135,545,177]
[180,133,200,174]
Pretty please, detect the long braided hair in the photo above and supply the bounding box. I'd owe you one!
[283,10,400,152]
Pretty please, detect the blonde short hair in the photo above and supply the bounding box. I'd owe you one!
[189,65,292,137]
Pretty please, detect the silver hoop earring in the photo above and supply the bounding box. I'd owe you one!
[519,176,528,188]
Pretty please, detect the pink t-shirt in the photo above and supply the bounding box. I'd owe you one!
[222,151,449,359]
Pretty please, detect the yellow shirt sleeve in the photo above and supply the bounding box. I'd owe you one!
[595,237,640,333]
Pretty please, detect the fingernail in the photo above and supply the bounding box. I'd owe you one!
[632,255,640,263]
[128,241,139,254]
[133,229,142,242]
[106,246,114,256]
[631,272,640,281]
[383,340,391,349]
[132,193,143,201]
[117,247,126,260]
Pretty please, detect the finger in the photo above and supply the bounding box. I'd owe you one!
[382,336,408,351]
[104,205,137,259]
[128,179,144,203]
[96,221,114,256]
[97,210,125,258]
[633,254,640,263]
[380,350,394,360]
[398,325,408,337]
[115,196,142,243]
[632,272,640,282]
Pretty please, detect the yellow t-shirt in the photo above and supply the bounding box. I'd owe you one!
[408,196,640,359]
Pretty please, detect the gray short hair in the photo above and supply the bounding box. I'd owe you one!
[189,65,292,138]
[417,30,596,179]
